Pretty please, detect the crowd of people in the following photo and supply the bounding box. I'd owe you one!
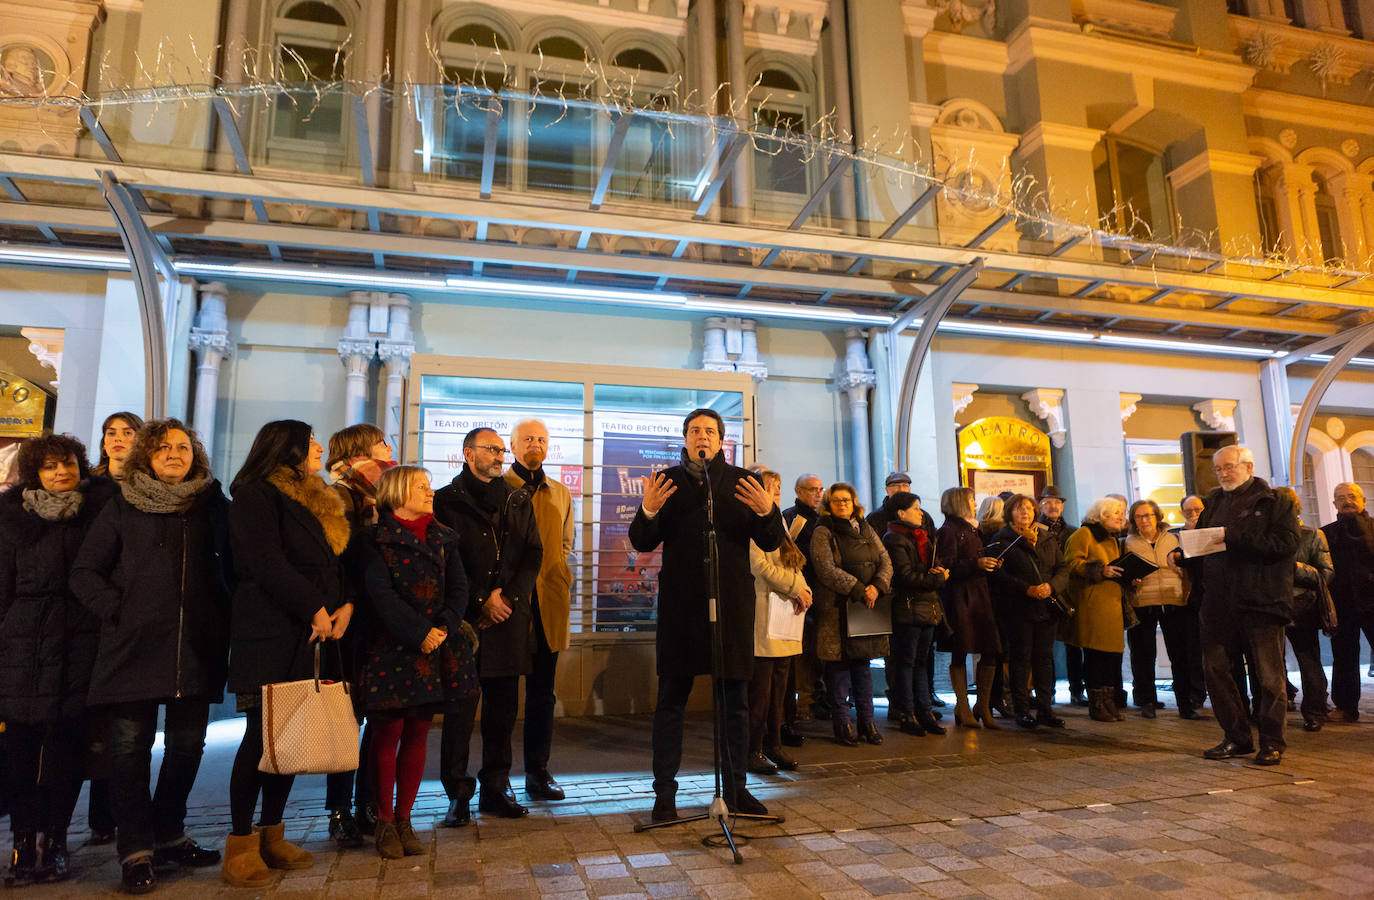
[0,408,1372,891]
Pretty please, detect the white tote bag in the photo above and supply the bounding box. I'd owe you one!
[258,641,360,775]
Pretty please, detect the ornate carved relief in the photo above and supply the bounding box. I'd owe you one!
[930,99,1020,252]
[0,2,101,154]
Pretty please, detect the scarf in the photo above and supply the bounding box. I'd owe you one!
[888,519,930,563]
[394,511,433,542]
[121,470,210,514]
[680,447,708,483]
[333,456,397,525]
[267,467,351,555]
[1017,525,1038,547]
[21,487,84,521]
[511,461,546,486]
[459,465,505,515]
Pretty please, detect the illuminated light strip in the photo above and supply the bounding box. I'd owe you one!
[182,261,444,291]
[0,245,130,269]
[940,320,1098,343]
[1096,333,1283,358]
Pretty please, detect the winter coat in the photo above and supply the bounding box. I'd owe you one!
[433,468,542,679]
[1124,531,1184,609]
[883,520,946,627]
[1292,524,1334,626]
[1063,522,1125,653]
[1191,477,1298,624]
[504,468,574,653]
[226,471,352,696]
[358,511,469,711]
[988,524,1061,627]
[1322,511,1374,615]
[935,516,1001,656]
[1039,514,1076,546]
[70,482,232,704]
[628,451,785,680]
[811,515,892,662]
[866,498,936,540]
[749,542,807,658]
[0,479,116,723]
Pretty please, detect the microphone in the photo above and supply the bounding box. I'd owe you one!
[698,449,707,461]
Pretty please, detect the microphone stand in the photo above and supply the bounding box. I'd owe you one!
[634,449,782,863]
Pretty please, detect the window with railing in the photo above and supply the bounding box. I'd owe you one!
[407,357,755,636]
[1093,136,1175,246]
[751,68,814,214]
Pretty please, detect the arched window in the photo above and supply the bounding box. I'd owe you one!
[268,0,350,169]
[752,68,812,207]
[1312,171,1344,263]
[447,23,511,50]
[1300,449,1319,527]
[1354,446,1374,502]
[1093,136,1174,245]
[1255,170,1283,255]
[532,36,587,61]
[612,48,667,72]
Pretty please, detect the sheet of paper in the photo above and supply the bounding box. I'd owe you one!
[787,516,806,541]
[1179,526,1226,558]
[766,591,805,642]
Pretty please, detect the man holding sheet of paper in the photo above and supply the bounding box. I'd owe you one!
[1183,445,1299,767]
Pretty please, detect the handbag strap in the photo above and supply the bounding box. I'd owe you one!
[312,639,351,695]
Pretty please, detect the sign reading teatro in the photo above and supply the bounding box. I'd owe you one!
[0,372,48,438]
[957,416,1053,503]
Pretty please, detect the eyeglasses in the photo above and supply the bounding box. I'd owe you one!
[829,496,854,505]
[1213,462,1245,474]
[799,486,824,494]
[473,445,508,455]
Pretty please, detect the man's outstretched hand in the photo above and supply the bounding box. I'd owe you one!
[734,476,774,516]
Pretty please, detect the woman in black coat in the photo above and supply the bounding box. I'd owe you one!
[359,466,468,858]
[881,492,948,737]
[221,420,352,888]
[811,483,893,747]
[935,487,1002,729]
[70,419,231,894]
[989,494,1067,730]
[0,435,115,886]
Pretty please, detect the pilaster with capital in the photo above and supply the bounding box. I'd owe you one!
[1021,388,1066,448]
[1193,399,1238,432]
[1120,393,1142,436]
[840,327,878,503]
[189,282,233,457]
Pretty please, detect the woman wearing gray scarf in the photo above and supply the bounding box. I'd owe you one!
[70,419,232,895]
[0,434,117,886]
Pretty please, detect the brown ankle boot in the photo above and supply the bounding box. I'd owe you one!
[221,832,273,888]
[374,820,404,859]
[259,823,313,870]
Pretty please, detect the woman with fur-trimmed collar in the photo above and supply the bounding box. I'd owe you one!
[70,419,232,894]
[220,420,353,888]
[0,434,117,887]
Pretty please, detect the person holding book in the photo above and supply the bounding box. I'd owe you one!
[1123,499,1186,718]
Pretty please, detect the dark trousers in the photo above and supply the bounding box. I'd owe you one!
[652,674,749,801]
[1330,609,1374,713]
[1174,603,1208,708]
[794,616,825,717]
[229,705,295,836]
[1286,624,1329,721]
[87,722,115,834]
[891,624,935,717]
[440,675,519,800]
[748,656,790,756]
[1082,649,1122,689]
[826,659,875,728]
[5,720,86,837]
[1064,643,1085,694]
[1202,601,1287,751]
[1011,617,1056,716]
[523,602,559,775]
[105,699,209,862]
[1127,605,1194,709]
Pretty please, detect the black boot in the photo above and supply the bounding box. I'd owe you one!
[5,832,37,888]
[832,718,859,747]
[328,809,365,848]
[916,711,946,735]
[897,714,925,736]
[355,802,378,836]
[36,834,69,884]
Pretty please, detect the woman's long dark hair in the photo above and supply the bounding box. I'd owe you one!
[230,420,313,495]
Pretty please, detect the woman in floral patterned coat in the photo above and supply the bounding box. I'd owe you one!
[359,466,469,859]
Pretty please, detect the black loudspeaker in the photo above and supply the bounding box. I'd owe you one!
[1181,431,1238,498]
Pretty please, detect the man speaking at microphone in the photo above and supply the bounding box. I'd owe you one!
[629,408,786,822]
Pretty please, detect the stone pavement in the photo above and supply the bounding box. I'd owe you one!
[18,683,1374,899]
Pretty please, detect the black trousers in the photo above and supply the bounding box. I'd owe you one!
[1174,603,1208,708]
[652,674,748,802]
[1287,624,1329,721]
[440,675,519,800]
[1063,643,1085,694]
[1127,605,1194,709]
[523,600,559,775]
[1201,599,1287,751]
[1331,608,1374,713]
[229,705,295,836]
[104,699,209,862]
[1011,617,1056,716]
[5,719,86,837]
[748,657,790,756]
[1082,648,1122,690]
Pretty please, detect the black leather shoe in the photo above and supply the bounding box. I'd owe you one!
[898,715,925,736]
[152,837,221,868]
[1036,712,1066,729]
[779,724,806,747]
[931,695,948,708]
[1141,704,1157,719]
[651,795,678,822]
[1070,691,1089,708]
[355,802,378,836]
[328,809,365,848]
[440,798,471,828]
[5,832,36,888]
[726,788,771,817]
[765,747,798,771]
[525,771,566,801]
[121,858,156,895]
[917,712,946,735]
[1254,746,1283,766]
[1303,717,1324,732]
[832,720,859,747]
[860,722,884,745]
[37,835,69,884]
[746,753,778,775]
[1178,706,1200,720]
[478,791,529,819]
[930,708,944,720]
[1203,739,1255,760]
[1016,713,1037,729]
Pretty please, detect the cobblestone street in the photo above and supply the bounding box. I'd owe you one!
[20,683,1374,898]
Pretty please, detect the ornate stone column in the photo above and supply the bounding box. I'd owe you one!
[377,294,415,449]
[952,383,979,418]
[1021,388,1067,448]
[187,282,233,458]
[839,327,878,504]
[1120,393,1142,436]
[338,291,376,426]
[20,328,63,389]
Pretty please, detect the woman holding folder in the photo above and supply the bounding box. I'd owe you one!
[1124,499,1186,718]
